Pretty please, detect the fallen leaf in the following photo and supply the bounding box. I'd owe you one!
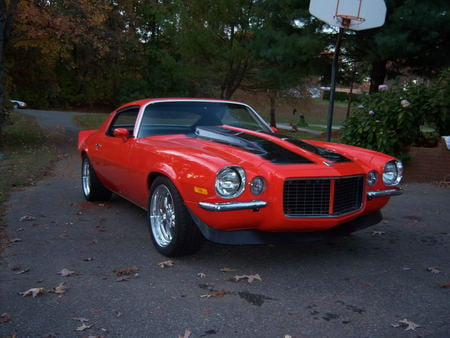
[116,276,130,282]
[371,231,385,236]
[83,257,94,262]
[15,268,30,275]
[402,266,412,271]
[426,267,440,274]
[200,290,230,298]
[220,267,236,272]
[229,274,262,283]
[9,238,22,243]
[75,323,93,331]
[179,328,192,338]
[20,287,45,297]
[115,266,138,276]
[19,215,36,222]
[158,260,174,268]
[438,282,450,288]
[58,268,76,277]
[0,313,11,323]
[392,318,420,331]
[49,282,68,295]
[197,272,206,278]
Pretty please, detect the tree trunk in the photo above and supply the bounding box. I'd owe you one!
[0,0,19,136]
[369,60,387,94]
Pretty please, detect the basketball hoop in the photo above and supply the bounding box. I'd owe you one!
[335,14,366,29]
[334,0,366,29]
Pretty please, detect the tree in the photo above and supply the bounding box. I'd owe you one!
[172,0,257,98]
[249,0,327,126]
[0,0,19,135]
[353,0,450,92]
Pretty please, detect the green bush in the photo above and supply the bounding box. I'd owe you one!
[342,85,429,159]
[342,68,450,159]
[428,68,450,135]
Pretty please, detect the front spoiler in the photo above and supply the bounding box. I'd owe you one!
[190,210,383,245]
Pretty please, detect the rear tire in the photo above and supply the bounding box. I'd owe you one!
[81,155,112,201]
[148,176,204,257]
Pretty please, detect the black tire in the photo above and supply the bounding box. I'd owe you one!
[148,176,204,257]
[81,155,112,201]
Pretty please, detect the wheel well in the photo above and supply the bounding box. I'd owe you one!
[148,172,166,190]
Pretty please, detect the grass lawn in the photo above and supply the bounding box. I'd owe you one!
[73,113,108,130]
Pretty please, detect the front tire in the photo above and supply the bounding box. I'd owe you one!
[148,177,204,257]
[81,155,112,201]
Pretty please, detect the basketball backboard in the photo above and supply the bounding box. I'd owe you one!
[309,0,386,31]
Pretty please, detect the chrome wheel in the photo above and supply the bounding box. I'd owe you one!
[82,158,91,197]
[150,184,176,248]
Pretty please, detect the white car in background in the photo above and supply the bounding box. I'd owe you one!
[10,99,27,109]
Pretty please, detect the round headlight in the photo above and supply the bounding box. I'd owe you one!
[215,166,246,198]
[383,160,403,186]
[250,176,266,195]
[367,170,378,186]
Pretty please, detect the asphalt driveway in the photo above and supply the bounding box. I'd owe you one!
[0,110,449,337]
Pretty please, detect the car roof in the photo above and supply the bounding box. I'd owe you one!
[121,98,245,108]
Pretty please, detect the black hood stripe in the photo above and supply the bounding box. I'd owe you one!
[270,133,352,163]
[194,126,313,164]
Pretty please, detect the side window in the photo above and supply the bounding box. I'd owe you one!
[106,106,140,136]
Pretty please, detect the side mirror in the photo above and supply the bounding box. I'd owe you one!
[113,128,130,141]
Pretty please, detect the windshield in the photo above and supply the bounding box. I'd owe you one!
[137,101,271,137]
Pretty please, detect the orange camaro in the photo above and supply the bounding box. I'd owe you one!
[78,98,403,256]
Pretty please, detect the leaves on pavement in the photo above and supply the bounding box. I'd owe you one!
[0,313,11,323]
[114,266,139,281]
[426,267,440,274]
[391,318,421,331]
[158,260,174,268]
[58,268,76,277]
[220,267,236,272]
[72,317,93,331]
[197,272,206,278]
[200,290,230,298]
[179,328,192,338]
[49,282,68,295]
[228,274,262,283]
[20,287,45,297]
[19,215,36,222]
[438,282,450,288]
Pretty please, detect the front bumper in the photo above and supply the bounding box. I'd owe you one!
[199,200,267,212]
[198,188,402,212]
[367,187,402,199]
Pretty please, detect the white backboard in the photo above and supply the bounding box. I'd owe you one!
[309,0,386,31]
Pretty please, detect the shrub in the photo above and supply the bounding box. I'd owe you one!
[341,84,430,159]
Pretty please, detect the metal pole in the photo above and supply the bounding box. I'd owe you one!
[326,27,344,142]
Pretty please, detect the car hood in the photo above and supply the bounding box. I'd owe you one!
[193,126,355,165]
[142,126,368,175]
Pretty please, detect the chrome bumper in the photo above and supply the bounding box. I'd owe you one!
[198,200,267,212]
[367,188,402,199]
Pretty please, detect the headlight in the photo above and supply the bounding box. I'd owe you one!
[367,170,378,186]
[215,166,246,198]
[250,176,266,195]
[383,160,403,186]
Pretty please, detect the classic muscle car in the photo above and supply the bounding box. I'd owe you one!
[78,98,403,256]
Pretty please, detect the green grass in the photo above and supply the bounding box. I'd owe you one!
[0,112,57,205]
[73,113,108,130]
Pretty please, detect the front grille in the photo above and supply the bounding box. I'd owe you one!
[283,176,364,217]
